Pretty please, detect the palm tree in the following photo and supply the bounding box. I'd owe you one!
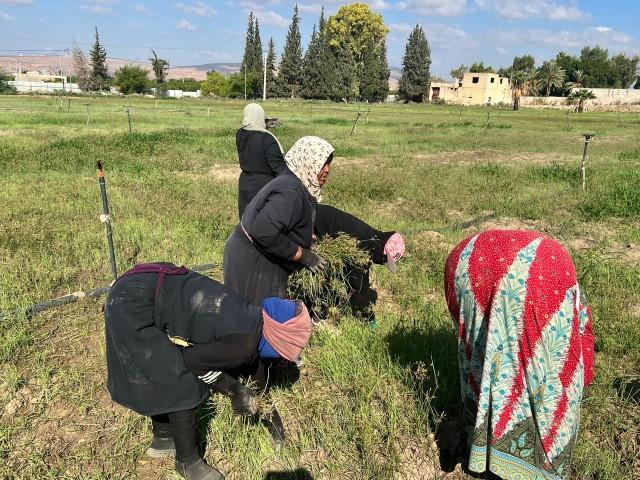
[510,70,539,111]
[567,89,596,113]
[538,60,565,97]
[565,69,585,94]
[149,49,169,97]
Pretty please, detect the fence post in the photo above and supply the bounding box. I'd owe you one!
[84,103,90,125]
[350,112,362,136]
[123,106,132,133]
[581,133,593,191]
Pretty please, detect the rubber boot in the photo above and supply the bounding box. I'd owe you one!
[145,434,176,458]
[175,455,225,480]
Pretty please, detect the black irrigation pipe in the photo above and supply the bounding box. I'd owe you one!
[0,263,217,323]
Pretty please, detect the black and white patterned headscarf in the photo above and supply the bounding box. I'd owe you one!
[285,136,335,201]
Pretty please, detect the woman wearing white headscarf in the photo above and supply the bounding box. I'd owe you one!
[236,103,287,218]
[223,136,335,306]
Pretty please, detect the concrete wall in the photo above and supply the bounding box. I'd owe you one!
[8,80,83,94]
[520,89,640,111]
[166,89,201,98]
[579,88,640,105]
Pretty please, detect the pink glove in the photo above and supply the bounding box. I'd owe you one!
[383,233,405,273]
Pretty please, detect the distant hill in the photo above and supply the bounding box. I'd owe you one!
[182,62,242,75]
[0,55,401,88]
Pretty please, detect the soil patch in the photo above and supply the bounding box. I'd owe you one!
[413,150,570,165]
[467,216,551,234]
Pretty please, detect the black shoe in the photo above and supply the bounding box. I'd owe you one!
[145,434,176,458]
[175,456,224,480]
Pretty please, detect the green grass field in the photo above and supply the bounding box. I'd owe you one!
[0,95,639,479]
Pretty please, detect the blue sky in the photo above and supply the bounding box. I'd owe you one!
[0,0,638,78]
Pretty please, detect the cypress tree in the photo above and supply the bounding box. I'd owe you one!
[90,27,108,91]
[302,25,322,99]
[242,12,256,72]
[318,6,326,33]
[253,19,263,72]
[360,40,389,102]
[276,5,303,98]
[398,25,431,102]
[253,18,264,97]
[266,38,277,98]
[330,45,356,101]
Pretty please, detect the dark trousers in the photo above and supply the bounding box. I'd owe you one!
[151,408,198,462]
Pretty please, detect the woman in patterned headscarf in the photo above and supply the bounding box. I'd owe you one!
[223,136,335,306]
[444,230,594,480]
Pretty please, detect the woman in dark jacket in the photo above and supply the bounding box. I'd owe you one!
[104,263,312,480]
[232,106,406,322]
[224,136,335,306]
[236,103,288,218]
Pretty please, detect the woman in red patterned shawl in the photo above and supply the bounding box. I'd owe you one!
[444,230,594,480]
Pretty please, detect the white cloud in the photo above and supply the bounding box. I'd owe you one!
[0,11,15,20]
[133,3,148,13]
[80,3,116,15]
[491,26,632,50]
[176,18,196,30]
[240,2,289,28]
[397,0,468,17]
[175,1,216,18]
[476,0,589,21]
[390,21,471,48]
[0,0,32,5]
[254,9,289,27]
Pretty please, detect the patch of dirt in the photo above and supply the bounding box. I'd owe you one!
[334,155,373,167]
[396,438,440,480]
[609,242,640,267]
[468,216,551,233]
[417,230,453,251]
[412,150,570,165]
[176,164,240,182]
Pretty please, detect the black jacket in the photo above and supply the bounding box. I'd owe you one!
[105,266,262,416]
[236,128,288,218]
[241,172,316,264]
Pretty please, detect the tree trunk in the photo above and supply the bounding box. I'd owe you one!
[513,95,520,111]
[577,101,584,113]
[546,83,551,97]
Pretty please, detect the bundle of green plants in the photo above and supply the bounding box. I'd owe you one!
[288,234,370,320]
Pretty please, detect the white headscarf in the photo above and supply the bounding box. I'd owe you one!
[241,103,284,153]
[285,136,335,201]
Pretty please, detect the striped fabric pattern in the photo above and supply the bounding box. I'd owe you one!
[444,230,594,480]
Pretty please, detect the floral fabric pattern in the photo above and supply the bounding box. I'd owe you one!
[284,136,334,201]
[444,230,595,480]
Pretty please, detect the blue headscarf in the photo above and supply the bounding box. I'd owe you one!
[259,297,297,359]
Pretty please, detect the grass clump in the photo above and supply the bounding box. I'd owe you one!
[288,234,370,319]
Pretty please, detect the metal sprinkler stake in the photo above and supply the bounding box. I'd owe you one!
[581,133,594,191]
[84,103,90,125]
[96,160,118,282]
[123,106,132,133]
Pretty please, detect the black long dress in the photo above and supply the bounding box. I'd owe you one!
[223,172,316,306]
[236,128,288,218]
[104,264,262,416]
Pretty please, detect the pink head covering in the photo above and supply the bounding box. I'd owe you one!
[261,301,312,362]
[384,233,405,272]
